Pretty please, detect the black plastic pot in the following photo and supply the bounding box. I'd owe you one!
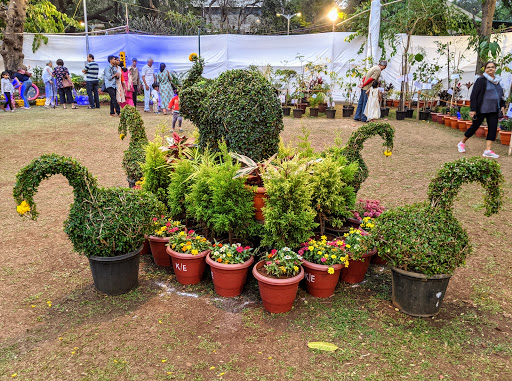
[391,267,451,317]
[282,107,291,116]
[396,111,407,120]
[342,107,354,117]
[127,178,136,188]
[293,109,303,118]
[380,107,390,117]
[419,111,430,121]
[309,107,319,117]
[406,109,414,118]
[88,246,142,295]
[326,109,336,119]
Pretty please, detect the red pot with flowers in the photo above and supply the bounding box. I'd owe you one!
[340,221,376,283]
[253,248,304,313]
[148,216,185,267]
[206,243,254,297]
[298,236,349,297]
[352,200,387,265]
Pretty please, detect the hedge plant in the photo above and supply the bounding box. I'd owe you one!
[13,154,164,257]
[366,157,504,275]
[118,105,148,181]
[141,140,172,205]
[181,59,284,162]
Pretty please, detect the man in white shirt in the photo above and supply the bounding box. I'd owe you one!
[141,58,155,112]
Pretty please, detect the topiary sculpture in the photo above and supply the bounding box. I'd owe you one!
[118,105,148,184]
[180,59,284,162]
[13,154,164,258]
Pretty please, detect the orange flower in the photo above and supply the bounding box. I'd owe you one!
[217,258,222,263]
[218,243,223,248]
[213,243,217,247]
[267,253,273,258]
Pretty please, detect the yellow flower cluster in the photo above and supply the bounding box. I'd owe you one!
[189,53,198,61]
[16,201,30,215]
[119,133,125,140]
[384,150,392,156]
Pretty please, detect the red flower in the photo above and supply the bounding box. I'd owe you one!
[188,230,195,235]
[236,246,244,253]
[271,249,277,255]
[244,246,250,250]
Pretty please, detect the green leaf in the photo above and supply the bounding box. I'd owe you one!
[307,342,339,351]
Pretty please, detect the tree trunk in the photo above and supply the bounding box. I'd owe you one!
[476,0,497,74]
[1,0,28,72]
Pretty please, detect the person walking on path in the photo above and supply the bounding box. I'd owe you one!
[120,67,134,108]
[142,58,155,112]
[129,58,141,108]
[354,60,387,122]
[1,71,15,112]
[14,65,33,109]
[168,90,183,131]
[156,63,173,115]
[53,59,77,109]
[103,55,120,116]
[457,61,505,159]
[42,60,55,108]
[363,81,381,122]
[114,57,126,107]
[83,53,100,109]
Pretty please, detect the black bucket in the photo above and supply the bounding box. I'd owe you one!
[396,111,407,120]
[293,109,303,118]
[326,109,336,119]
[282,107,291,116]
[88,246,142,295]
[310,108,319,117]
[391,267,451,317]
[406,109,414,118]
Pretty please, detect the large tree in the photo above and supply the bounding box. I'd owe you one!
[476,0,497,73]
[0,0,28,71]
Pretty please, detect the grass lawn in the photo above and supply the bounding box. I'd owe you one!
[0,105,511,380]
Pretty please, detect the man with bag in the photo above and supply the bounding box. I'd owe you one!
[103,55,120,116]
[83,54,100,109]
[354,60,387,122]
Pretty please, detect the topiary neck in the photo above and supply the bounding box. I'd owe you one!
[13,154,98,220]
[183,58,204,89]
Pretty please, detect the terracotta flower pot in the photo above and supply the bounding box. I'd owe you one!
[499,130,511,145]
[206,254,254,297]
[318,103,328,113]
[457,120,467,131]
[140,235,151,255]
[431,113,439,122]
[450,118,459,129]
[438,115,445,124]
[475,126,486,138]
[465,121,473,130]
[392,100,399,108]
[385,99,393,107]
[302,259,343,298]
[464,100,470,106]
[247,185,267,221]
[166,247,210,285]
[340,250,376,284]
[371,253,387,266]
[444,116,453,127]
[252,260,304,313]
[148,236,171,267]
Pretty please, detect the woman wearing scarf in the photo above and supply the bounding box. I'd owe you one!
[114,57,126,107]
[42,60,55,108]
[120,67,134,108]
[458,61,506,158]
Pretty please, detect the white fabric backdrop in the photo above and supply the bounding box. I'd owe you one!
[11,32,512,100]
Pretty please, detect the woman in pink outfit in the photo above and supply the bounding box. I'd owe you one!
[120,67,134,108]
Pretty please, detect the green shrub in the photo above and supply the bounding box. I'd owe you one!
[13,154,164,257]
[167,157,196,220]
[181,60,284,162]
[141,140,172,205]
[118,105,148,181]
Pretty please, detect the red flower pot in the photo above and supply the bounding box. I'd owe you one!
[438,115,445,124]
[450,118,459,129]
[140,235,151,255]
[499,130,511,145]
[371,253,388,266]
[458,120,468,131]
[166,247,210,285]
[252,260,304,313]
[302,259,343,298]
[392,100,399,108]
[340,250,376,284]
[252,186,267,221]
[206,254,254,297]
[444,116,453,127]
[148,236,171,267]
[475,126,486,138]
[431,113,439,122]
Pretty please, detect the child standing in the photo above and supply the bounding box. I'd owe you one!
[363,80,381,122]
[151,83,160,113]
[168,90,183,132]
[1,71,14,112]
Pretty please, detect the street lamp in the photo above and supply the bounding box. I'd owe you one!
[276,12,301,35]
[327,7,338,32]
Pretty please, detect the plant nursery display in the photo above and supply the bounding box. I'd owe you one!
[340,223,376,284]
[13,154,164,295]
[366,158,504,316]
[148,216,185,267]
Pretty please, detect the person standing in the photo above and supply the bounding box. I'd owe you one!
[354,60,387,122]
[129,58,141,108]
[142,58,155,112]
[156,63,173,115]
[42,60,55,108]
[103,55,120,116]
[1,71,15,112]
[363,81,382,122]
[168,90,183,131]
[120,67,134,108]
[457,61,505,158]
[83,53,100,109]
[14,65,33,109]
[53,59,77,109]
[114,57,126,107]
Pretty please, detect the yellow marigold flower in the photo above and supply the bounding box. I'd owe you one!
[171,244,176,249]
[327,267,335,275]
[186,241,192,246]
[182,246,188,252]
[346,244,351,249]
[227,253,232,257]
[308,246,314,251]
[119,133,125,140]
[345,260,349,267]
[317,251,322,255]
[189,53,198,61]
[384,149,392,156]
[191,249,198,255]
[321,235,327,241]
[179,231,185,236]
[293,266,299,271]
[16,200,30,215]
[324,254,329,259]
[331,255,336,259]
[279,266,286,273]
[336,240,343,245]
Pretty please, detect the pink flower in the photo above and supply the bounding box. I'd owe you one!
[266,261,272,265]
[161,215,164,218]
[188,230,195,235]
[271,249,277,255]
[275,260,280,264]
[152,217,158,221]
[321,257,327,262]
[236,246,244,253]
[166,222,172,227]
[244,246,251,250]
[298,248,304,255]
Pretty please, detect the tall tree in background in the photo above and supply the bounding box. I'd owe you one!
[0,0,28,71]
[476,0,497,73]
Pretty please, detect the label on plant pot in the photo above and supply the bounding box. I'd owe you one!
[305,272,315,283]
[175,262,188,272]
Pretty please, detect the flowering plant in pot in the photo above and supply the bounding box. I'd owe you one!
[353,199,385,221]
[366,157,504,317]
[499,118,512,145]
[166,230,212,285]
[206,243,254,297]
[13,154,164,295]
[148,216,185,267]
[340,223,376,284]
[252,247,304,313]
[298,236,349,297]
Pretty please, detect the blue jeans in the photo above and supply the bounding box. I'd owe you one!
[86,80,100,108]
[354,89,368,121]
[144,84,152,111]
[45,81,55,106]
[20,80,32,107]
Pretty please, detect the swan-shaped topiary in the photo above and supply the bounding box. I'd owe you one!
[118,105,148,182]
[367,157,504,275]
[13,154,164,257]
[180,59,284,162]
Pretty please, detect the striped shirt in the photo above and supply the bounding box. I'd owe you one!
[85,61,99,81]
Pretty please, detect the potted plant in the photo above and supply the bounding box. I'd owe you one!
[118,105,149,187]
[13,154,164,295]
[166,230,212,285]
[366,158,504,316]
[499,118,512,145]
[274,68,297,116]
[148,216,184,267]
[298,237,349,297]
[308,92,320,117]
[206,243,254,297]
[340,222,376,284]
[252,248,304,313]
[458,107,470,131]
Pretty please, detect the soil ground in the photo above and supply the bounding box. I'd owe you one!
[0,106,511,380]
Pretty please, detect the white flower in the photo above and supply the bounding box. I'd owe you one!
[284,255,292,260]
[312,94,317,98]
[283,247,290,251]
